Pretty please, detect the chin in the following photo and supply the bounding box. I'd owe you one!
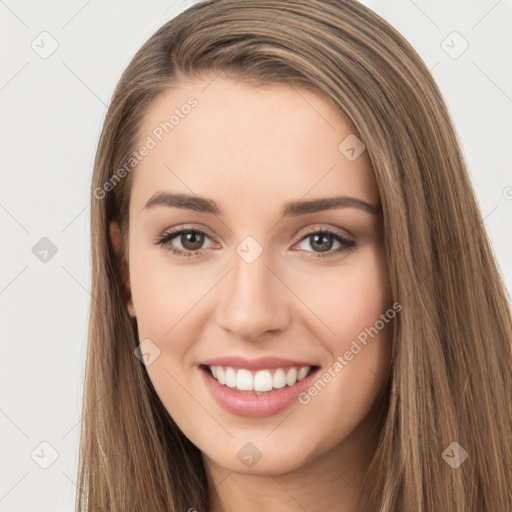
[201,433,315,476]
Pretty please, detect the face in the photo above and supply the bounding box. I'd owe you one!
[112,74,394,477]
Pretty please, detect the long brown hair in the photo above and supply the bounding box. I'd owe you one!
[78,1,512,510]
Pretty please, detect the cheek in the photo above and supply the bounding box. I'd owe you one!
[295,248,393,433]
[128,244,214,342]
[293,246,393,403]
[295,246,392,345]
[128,249,208,423]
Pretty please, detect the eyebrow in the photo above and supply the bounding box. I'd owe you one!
[143,192,381,216]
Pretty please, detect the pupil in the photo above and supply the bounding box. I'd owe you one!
[182,232,204,250]
[311,234,333,253]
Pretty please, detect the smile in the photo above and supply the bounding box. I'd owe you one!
[199,363,320,418]
[206,365,313,393]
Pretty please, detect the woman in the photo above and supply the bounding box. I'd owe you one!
[78,0,512,510]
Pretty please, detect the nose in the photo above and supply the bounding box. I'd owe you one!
[214,247,291,341]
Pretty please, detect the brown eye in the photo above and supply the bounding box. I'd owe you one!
[156,228,215,258]
[307,233,335,253]
[295,228,356,258]
[179,231,206,251]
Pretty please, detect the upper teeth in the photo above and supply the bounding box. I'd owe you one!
[208,365,312,392]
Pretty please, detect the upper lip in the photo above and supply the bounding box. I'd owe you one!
[200,356,318,371]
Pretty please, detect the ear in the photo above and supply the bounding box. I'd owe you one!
[109,220,136,318]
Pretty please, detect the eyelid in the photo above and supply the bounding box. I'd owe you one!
[295,224,353,242]
[157,223,220,243]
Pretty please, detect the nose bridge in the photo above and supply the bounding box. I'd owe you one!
[215,238,290,340]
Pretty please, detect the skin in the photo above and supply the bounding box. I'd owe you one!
[110,74,394,512]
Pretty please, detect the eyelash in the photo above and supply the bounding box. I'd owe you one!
[155,225,356,260]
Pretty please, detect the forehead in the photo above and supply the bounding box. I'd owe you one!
[129,74,379,215]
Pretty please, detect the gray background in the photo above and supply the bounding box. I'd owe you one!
[1,0,511,510]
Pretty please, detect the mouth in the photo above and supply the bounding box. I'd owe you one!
[200,364,318,394]
[199,363,321,418]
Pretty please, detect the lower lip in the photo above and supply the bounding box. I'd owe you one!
[199,365,319,418]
